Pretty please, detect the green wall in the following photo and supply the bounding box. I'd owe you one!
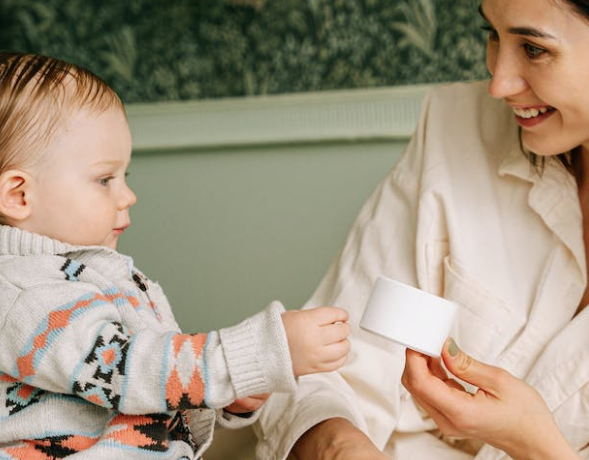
[116,85,427,331]
[1,0,485,102]
[120,141,405,331]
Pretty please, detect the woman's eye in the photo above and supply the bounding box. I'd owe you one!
[523,43,545,59]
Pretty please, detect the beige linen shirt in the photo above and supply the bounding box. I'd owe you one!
[254,81,589,460]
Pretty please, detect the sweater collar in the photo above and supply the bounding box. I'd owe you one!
[0,225,135,278]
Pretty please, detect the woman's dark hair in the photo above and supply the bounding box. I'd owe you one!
[563,0,589,19]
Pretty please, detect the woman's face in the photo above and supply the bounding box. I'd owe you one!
[482,0,589,156]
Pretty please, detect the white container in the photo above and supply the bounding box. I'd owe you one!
[360,276,458,357]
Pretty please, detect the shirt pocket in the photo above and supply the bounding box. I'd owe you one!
[443,256,525,362]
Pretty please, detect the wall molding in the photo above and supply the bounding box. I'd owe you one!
[126,84,434,152]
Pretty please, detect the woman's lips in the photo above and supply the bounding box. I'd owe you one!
[512,106,556,128]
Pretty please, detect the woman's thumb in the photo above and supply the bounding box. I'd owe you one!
[442,338,504,394]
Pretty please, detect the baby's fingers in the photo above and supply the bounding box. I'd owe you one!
[306,343,350,374]
[311,306,349,326]
[320,338,351,364]
[319,321,351,345]
[319,354,349,373]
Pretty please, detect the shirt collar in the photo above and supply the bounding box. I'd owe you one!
[498,140,585,283]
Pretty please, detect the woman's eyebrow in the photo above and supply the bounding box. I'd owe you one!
[478,3,557,40]
[509,27,557,39]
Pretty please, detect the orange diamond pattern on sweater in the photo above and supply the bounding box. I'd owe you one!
[16,293,109,381]
[165,333,207,409]
[102,413,170,452]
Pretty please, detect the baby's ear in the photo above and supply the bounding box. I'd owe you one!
[0,169,32,221]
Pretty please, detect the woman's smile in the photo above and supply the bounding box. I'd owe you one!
[511,105,556,128]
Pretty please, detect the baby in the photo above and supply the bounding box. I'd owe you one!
[0,52,350,459]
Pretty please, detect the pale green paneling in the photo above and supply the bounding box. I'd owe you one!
[119,141,406,331]
[125,83,430,150]
[117,84,428,331]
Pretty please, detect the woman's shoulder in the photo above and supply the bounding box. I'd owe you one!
[427,80,492,106]
[429,79,504,110]
[392,80,520,186]
[422,80,517,151]
[427,80,507,117]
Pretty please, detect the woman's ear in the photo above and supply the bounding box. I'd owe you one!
[0,169,32,221]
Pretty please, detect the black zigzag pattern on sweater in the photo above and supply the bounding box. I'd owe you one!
[60,259,86,281]
[72,322,129,410]
[4,379,44,415]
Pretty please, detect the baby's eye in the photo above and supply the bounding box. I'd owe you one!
[99,176,114,186]
[523,43,546,59]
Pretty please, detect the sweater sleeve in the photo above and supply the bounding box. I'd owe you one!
[0,272,296,415]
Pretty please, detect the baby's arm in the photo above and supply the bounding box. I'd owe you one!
[222,306,350,415]
[0,272,348,417]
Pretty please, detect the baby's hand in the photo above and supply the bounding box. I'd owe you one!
[224,393,271,415]
[281,306,350,377]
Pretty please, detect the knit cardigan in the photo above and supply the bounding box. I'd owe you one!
[0,226,296,459]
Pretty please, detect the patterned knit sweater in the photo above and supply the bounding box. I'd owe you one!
[0,226,297,459]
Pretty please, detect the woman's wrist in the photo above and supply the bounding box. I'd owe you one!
[503,422,579,460]
[524,439,579,460]
[291,418,376,459]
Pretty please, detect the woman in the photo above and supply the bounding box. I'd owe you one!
[255,0,589,458]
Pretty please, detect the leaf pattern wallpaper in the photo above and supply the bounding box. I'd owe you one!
[0,0,487,103]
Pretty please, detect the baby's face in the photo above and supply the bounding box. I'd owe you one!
[20,106,136,249]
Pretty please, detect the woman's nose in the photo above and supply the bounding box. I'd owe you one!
[487,48,528,99]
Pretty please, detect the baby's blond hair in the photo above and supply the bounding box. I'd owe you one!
[0,52,124,174]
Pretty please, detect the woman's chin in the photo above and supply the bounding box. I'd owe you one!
[522,137,571,157]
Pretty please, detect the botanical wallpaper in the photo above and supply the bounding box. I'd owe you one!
[1,0,487,103]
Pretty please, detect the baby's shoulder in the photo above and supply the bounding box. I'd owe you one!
[0,253,98,290]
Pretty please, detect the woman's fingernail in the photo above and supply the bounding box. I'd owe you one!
[448,338,459,357]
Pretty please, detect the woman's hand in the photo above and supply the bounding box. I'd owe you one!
[401,339,579,460]
[291,418,389,460]
[224,393,270,414]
